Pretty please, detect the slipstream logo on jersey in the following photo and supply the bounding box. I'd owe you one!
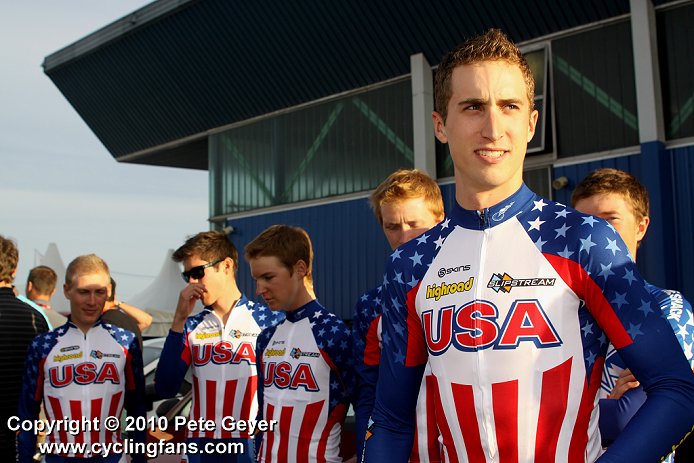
[38,439,246,458]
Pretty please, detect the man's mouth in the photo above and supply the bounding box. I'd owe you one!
[477,149,507,159]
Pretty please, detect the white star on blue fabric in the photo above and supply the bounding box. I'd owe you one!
[441,218,450,229]
[636,299,653,317]
[558,245,574,259]
[580,234,596,254]
[394,271,404,284]
[391,298,403,310]
[554,223,570,238]
[534,236,547,251]
[605,237,621,256]
[586,351,597,366]
[416,233,429,245]
[407,276,418,289]
[622,269,637,286]
[409,251,423,267]
[360,293,369,302]
[390,249,402,261]
[611,292,628,309]
[532,199,548,211]
[527,217,545,231]
[434,235,445,249]
[582,216,599,227]
[582,321,594,336]
[627,322,644,339]
[598,263,615,280]
[555,209,569,219]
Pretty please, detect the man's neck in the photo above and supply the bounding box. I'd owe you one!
[455,178,523,211]
[285,288,314,313]
[210,284,243,321]
[0,281,13,289]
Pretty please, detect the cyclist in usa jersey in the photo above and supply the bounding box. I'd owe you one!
[156,231,284,463]
[246,225,354,463]
[352,169,444,462]
[364,29,694,463]
[17,254,146,463]
[572,168,694,462]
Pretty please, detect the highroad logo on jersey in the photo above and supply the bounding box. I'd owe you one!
[426,277,474,301]
[290,348,320,359]
[487,273,556,293]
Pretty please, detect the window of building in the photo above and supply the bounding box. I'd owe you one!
[209,78,413,216]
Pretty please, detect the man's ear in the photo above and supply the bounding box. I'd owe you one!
[26,281,34,293]
[293,260,308,279]
[636,215,650,244]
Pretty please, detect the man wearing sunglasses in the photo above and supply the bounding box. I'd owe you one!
[155,231,284,463]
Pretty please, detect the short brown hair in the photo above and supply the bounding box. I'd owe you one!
[244,225,313,282]
[570,168,649,220]
[369,169,444,225]
[0,235,19,284]
[65,254,110,287]
[434,28,535,121]
[173,231,239,271]
[27,266,57,295]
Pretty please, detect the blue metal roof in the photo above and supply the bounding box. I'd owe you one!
[43,0,630,168]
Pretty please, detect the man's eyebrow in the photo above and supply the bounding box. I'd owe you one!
[497,97,524,106]
[457,98,487,106]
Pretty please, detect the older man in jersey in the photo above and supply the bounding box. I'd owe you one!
[572,167,694,461]
[17,254,146,463]
[364,29,694,462]
[156,231,284,463]
[352,169,444,462]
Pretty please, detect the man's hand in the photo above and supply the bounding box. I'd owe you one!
[609,368,640,399]
[170,283,206,332]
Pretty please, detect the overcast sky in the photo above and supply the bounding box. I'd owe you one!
[1,1,209,302]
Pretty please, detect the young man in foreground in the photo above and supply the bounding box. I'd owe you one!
[247,225,354,463]
[572,167,694,461]
[352,169,444,461]
[365,29,694,462]
[17,254,146,463]
[156,231,283,463]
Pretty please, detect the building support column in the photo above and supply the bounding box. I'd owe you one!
[411,53,436,178]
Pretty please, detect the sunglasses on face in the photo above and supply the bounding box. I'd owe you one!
[181,259,223,283]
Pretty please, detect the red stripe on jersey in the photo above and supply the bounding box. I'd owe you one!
[451,383,485,463]
[278,406,294,463]
[297,400,324,463]
[431,376,459,463]
[107,391,123,442]
[317,403,347,463]
[364,315,381,366]
[241,376,257,422]
[535,357,572,461]
[192,375,201,438]
[492,379,518,463]
[91,397,102,444]
[406,281,428,367]
[70,400,84,445]
[568,356,604,462]
[47,395,68,445]
[264,404,276,463]
[221,379,238,438]
[543,253,632,348]
[205,379,217,438]
[410,375,442,463]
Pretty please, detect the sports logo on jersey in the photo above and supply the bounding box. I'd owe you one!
[229,329,259,338]
[90,350,120,360]
[426,277,474,301]
[264,348,286,357]
[49,362,121,387]
[272,340,285,346]
[53,352,83,363]
[195,330,222,340]
[290,348,320,359]
[492,201,515,221]
[60,345,79,352]
[263,361,319,391]
[437,265,471,278]
[487,273,556,293]
[192,341,256,366]
[422,299,562,354]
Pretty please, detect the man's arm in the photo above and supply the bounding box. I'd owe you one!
[364,264,427,462]
[154,326,191,398]
[124,335,147,463]
[115,300,153,333]
[16,337,44,463]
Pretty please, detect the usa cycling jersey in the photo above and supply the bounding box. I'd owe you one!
[599,284,694,461]
[255,300,354,463]
[365,184,694,463]
[352,286,441,462]
[17,319,146,463]
[156,295,284,441]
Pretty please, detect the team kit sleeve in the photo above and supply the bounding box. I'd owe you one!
[352,294,381,460]
[364,260,427,461]
[16,335,46,463]
[253,325,276,456]
[154,323,193,398]
[123,334,147,463]
[566,221,694,462]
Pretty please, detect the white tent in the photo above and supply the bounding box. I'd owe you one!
[129,249,194,336]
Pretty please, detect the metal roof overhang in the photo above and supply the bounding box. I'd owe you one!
[43,0,631,170]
